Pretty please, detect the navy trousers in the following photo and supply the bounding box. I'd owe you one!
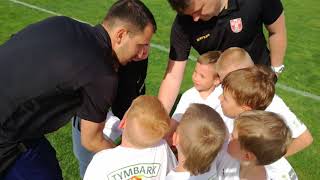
[3,137,63,180]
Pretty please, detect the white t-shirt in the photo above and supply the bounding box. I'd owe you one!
[171,85,240,134]
[84,140,177,180]
[216,150,298,180]
[166,171,190,180]
[265,94,307,138]
[166,159,219,180]
[172,85,223,122]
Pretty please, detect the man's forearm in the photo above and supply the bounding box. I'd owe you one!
[268,13,287,67]
[158,59,187,113]
[269,31,287,67]
[82,133,115,153]
[158,77,181,114]
[80,119,116,153]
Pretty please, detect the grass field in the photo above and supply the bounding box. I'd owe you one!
[0,0,319,179]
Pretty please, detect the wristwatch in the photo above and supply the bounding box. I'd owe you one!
[271,65,285,74]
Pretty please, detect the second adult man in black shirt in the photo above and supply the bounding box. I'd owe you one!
[158,0,287,113]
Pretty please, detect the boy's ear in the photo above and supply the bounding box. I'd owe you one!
[118,117,127,129]
[213,76,221,86]
[243,150,256,162]
[172,132,179,147]
[119,108,131,129]
[241,105,253,112]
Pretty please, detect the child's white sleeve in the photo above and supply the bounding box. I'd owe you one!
[266,95,307,138]
[265,157,298,180]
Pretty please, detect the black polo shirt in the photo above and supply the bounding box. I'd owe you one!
[169,0,283,65]
[112,60,147,119]
[0,16,118,141]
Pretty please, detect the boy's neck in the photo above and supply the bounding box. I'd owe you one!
[240,161,266,180]
[175,151,188,172]
[120,135,136,148]
[198,85,216,99]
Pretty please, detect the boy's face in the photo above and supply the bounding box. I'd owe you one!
[219,89,245,118]
[192,62,220,92]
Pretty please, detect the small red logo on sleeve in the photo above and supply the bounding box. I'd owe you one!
[230,18,243,33]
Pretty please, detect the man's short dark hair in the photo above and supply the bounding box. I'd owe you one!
[105,0,157,33]
[167,0,191,13]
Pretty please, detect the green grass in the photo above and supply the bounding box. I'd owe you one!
[0,0,319,179]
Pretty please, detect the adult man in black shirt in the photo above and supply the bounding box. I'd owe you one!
[0,0,156,179]
[158,0,287,113]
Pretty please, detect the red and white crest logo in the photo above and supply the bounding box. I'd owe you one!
[230,18,243,33]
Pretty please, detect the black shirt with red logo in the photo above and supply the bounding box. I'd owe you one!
[169,0,283,65]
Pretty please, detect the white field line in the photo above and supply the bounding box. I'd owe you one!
[8,0,320,101]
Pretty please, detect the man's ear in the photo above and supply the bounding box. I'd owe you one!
[114,28,128,44]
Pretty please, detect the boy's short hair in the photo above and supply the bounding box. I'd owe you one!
[105,0,157,34]
[222,65,276,110]
[125,95,170,148]
[235,110,292,165]
[197,50,221,66]
[216,47,254,79]
[177,103,226,175]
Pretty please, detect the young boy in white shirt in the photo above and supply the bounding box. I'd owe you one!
[168,51,233,142]
[84,96,177,180]
[172,51,222,121]
[216,110,297,180]
[216,47,313,156]
[166,103,227,180]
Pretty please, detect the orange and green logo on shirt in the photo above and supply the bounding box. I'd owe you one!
[107,163,161,180]
[130,175,143,180]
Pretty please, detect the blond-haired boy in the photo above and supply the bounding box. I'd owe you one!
[217,110,297,180]
[84,96,177,180]
[216,47,312,156]
[166,104,227,180]
[168,51,232,142]
[172,51,222,121]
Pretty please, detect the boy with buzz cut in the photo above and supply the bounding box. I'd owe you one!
[166,103,227,180]
[84,96,177,180]
[217,110,298,180]
[216,47,313,157]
